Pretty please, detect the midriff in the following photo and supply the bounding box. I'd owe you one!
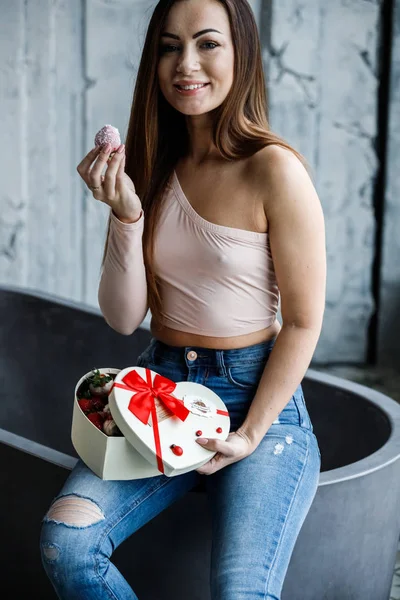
[150,317,281,350]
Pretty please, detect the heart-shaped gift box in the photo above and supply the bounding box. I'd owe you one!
[72,366,230,479]
[108,366,231,477]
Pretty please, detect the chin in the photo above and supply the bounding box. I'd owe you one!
[178,107,213,116]
[170,99,224,117]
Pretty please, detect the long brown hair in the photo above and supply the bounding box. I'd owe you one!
[101,0,309,330]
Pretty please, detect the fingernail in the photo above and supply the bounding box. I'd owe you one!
[103,143,111,153]
[196,438,208,445]
[117,144,125,154]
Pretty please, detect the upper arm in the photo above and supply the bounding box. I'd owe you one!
[257,146,326,330]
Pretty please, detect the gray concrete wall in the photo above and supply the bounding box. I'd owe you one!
[1,0,85,300]
[0,0,397,366]
[264,0,381,363]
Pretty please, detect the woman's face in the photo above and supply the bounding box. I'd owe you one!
[157,0,235,117]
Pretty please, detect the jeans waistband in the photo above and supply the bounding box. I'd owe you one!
[150,337,277,369]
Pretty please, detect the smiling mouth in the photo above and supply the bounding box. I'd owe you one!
[174,83,210,91]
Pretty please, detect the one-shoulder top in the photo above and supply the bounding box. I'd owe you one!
[98,171,280,336]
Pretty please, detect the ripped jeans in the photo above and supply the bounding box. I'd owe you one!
[40,336,321,600]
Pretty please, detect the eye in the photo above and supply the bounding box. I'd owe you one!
[201,42,219,50]
[159,44,179,54]
[159,41,220,54]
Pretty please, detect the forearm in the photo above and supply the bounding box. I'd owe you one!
[237,323,321,446]
[98,211,148,335]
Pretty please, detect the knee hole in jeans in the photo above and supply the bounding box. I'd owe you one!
[44,494,105,527]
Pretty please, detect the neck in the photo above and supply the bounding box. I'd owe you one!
[185,113,218,165]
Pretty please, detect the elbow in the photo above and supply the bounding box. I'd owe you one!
[118,327,136,336]
[97,287,148,336]
[281,306,325,334]
[107,321,136,336]
[282,319,322,331]
[100,313,142,336]
[281,320,323,342]
[103,316,141,335]
[98,302,148,336]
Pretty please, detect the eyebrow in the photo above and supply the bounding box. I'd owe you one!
[161,28,223,40]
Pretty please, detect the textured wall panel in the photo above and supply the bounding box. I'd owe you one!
[0,1,28,285]
[51,0,85,300]
[25,0,56,293]
[0,0,85,301]
[84,0,153,306]
[378,0,400,367]
[0,0,395,366]
[265,0,380,362]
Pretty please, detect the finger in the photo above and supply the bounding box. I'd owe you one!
[76,146,102,186]
[103,146,125,198]
[115,153,126,193]
[196,454,227,475]
[115,153,126,190]
[196,459,216,475]
[196,437,233,456]
[196,464,214,475]
[89,144,113,189]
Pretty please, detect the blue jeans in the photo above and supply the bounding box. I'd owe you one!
[40,337,321,599]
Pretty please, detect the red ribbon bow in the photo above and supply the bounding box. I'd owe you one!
[114,368,189,425]
[113,368,190,473]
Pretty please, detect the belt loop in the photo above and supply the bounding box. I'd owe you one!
[184,346,191,367]
[216,350,227,377]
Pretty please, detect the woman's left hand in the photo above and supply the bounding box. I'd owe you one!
[195,430,256,475]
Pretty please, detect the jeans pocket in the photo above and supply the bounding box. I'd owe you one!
[136,341,155,368]
[292,385,314,431]
[226,362,266,390]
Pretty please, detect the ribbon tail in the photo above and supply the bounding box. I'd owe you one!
[128,391,153,425]
[146,370,165,474]
[158,393,190,422]
[150,402,164,474]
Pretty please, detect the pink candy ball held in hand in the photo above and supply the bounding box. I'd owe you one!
[94,124,122,159]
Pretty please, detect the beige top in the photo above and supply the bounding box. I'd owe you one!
[98,171,280,336]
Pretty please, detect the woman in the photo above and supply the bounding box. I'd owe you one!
[40,0,325,598]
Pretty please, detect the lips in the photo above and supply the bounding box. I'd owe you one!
[174,81,210,86]
[174,83,210,89]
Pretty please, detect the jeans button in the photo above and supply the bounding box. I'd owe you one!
[187,351,197,361]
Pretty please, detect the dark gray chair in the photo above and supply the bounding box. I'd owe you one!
[2,285,400,600]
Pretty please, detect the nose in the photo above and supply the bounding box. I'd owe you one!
[176,47,200,74]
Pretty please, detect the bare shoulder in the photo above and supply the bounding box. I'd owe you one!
[247,143,312,189]
[246,144,319,216]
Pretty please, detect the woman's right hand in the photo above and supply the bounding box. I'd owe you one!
[77,143,143,223]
